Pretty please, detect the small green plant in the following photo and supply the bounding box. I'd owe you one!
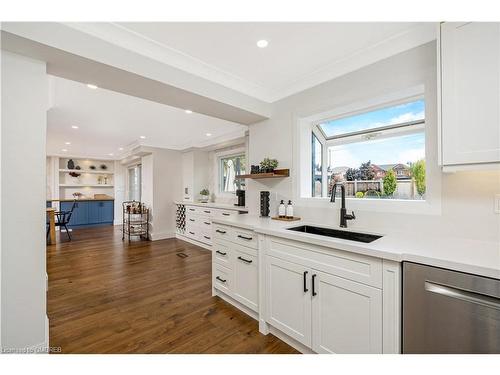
[260,157,279,171]
[383,169,397,196]
[199,188,209,196]
[355,191,364,198]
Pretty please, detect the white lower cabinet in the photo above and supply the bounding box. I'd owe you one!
[311,271,382,353]
[264,236,388,354]
[212,224,259,313]
[266,256,312,346]
[232,248,258,311]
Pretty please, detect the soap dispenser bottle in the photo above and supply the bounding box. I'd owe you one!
[286,200,294,219]
[278,200,286,218]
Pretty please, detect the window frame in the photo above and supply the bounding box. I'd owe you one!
[216,148,246,196]
[126,163,142,202]
[293,85,442,215]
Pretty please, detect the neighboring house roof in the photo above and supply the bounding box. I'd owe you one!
[330,166,350,174]
[378,163,409,171]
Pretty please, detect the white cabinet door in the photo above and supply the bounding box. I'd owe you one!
[441,22,500,166]
[311,271,382,354]
[266,256,312,347]
[232,248,258,311]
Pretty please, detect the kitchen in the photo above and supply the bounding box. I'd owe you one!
[1,14,499,366]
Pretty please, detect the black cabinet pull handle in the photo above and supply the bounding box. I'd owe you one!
[204,210,211,213]
[312,274,317,296]
[237,256,252,264]
[189,208,195,211]
[216,276,226,283]
[216,250,227,256]
[216,230,227,234]
[222,213,230,216]
[237,235,253,241]
[303,271,309,292]
[204,222,211,225]
[189,231,195,235]
[203,235,210,240]
[189,219,195,222]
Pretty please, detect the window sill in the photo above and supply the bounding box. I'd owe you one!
[296,196,441,216]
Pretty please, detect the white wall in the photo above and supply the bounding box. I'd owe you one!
[139,148,182,240]
[181,150,210,202]
[1,51,48,349]
[113,161,126,225]
[248,42,500,242]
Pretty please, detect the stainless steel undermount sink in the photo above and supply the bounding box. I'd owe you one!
[286,225,382,243]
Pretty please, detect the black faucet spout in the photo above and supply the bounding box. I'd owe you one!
[330,183,355,228]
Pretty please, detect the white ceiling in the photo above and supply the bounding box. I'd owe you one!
[47,76,247,158]
[67,22,437,102]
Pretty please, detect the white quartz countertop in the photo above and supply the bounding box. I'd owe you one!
[174,201,248,212]
[211,215,500,279]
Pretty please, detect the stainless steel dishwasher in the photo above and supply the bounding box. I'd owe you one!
[403,262,500,353]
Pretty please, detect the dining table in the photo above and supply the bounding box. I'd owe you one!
[46,207,56,244]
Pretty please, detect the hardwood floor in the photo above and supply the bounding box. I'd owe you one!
[46,226,298,354]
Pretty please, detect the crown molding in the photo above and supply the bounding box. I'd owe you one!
[63,22,436,104]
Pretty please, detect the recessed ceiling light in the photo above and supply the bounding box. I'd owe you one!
[118,147,124,151]
[256,39,269,48]
[140,135,146,139]
[108,153,114,156]
[61,149,67,152]
[87,84,98,89]
[71,125,79,129]
[185,109,193,114]
[206,133,212,137]
[65,142,71,145]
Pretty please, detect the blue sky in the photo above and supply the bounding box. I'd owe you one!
[320,100,425,137]
[319,100,426,168]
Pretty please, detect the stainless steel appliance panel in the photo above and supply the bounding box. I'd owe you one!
[403,262,500,353]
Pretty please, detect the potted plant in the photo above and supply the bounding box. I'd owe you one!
[260,158,279,173]
[199,188,210,203]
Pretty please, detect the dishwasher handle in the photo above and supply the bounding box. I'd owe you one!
[425,281,500,311]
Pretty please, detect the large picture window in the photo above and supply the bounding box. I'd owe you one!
[219,154,246,193]
[312,98,426,200]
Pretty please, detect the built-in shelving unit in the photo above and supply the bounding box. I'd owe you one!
[235,168,290,179]
[57,157,115,199]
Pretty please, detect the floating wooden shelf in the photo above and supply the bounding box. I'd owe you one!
[59,169,114,175]
[235,168,290,179]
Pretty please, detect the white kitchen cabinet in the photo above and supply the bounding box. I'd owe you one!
[440,22,500,168]
[311,271,382,354]
[232,247,258,311]
[266,256,312,347]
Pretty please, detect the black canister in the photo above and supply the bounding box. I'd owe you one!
[260,191,270,217]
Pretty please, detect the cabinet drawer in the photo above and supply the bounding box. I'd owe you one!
[232,227,258,249]
[185,205,211,218]
[199,230,212,245]
[200,218,212,229]
[213,263,232,293]
[213,223,232,241]
[185,222,198,239]
[233,248,258,311]
[213,241,231,267]
[215,209,236,219]
[267,237,382,288]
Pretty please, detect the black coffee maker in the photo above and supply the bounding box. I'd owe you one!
[235,189,245,207]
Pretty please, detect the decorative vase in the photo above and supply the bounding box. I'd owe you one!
[200,194,209,203]
[67,159,75,169]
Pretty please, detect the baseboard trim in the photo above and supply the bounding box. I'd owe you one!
[150,231,175,241]
[175,233,212,251]
[268,326,314,354]
[214,289,258,321]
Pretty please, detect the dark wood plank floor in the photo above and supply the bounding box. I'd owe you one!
[46,226,298,354]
